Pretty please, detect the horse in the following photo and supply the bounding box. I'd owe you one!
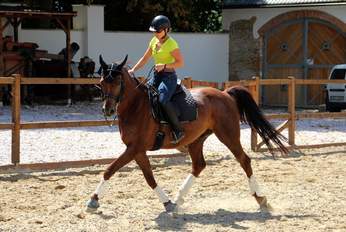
[86,55,289,213]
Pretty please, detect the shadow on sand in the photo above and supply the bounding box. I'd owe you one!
[154,208,315,231]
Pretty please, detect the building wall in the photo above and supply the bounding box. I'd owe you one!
[229,17,260,81]
[222,5,346,81]
[5,5,228,83]
[222,5,346,38]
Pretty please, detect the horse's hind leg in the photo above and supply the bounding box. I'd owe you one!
[213,124,271,210]
[134,152,176,212]
[174,134,209,207]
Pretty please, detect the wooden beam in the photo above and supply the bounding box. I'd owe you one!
[0,123,13,130]
[21,120,116,130]
[55,18,67,33]
[11,74,21,164]
[0,17,4,76]
[224,80,256,89]
[265,113,290,120]
[0,11,76,18]
[288,76,296,146]
[0,77,15,84]
[0,153,187,172]
[296,112,346,119]
[296,79,346,85]
[259,79,290,85]
[257,142,346,153]
[256,120,289,150]
[250,76,260,151]
[21,78,100,85]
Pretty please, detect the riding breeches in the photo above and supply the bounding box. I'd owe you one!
[149,71,177,105]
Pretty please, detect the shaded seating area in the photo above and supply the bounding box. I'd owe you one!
[0,9,77,104]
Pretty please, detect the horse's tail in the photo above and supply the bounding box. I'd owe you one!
[226,86,289,155]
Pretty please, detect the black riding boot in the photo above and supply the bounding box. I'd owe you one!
[161,102,185,144]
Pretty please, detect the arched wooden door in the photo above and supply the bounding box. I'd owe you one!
[262,18,346,107]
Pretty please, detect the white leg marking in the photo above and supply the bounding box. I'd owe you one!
[174,174,196,206]
[154,185,170,203]
[94,178,108,197]
[248,175,264,197]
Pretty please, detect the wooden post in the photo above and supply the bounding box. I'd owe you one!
[0,16,5,76]
[11,74,21,164]
[288,76,296,146]
[66,19,72,105]
[183,77,193,89]
[250,76,260,151]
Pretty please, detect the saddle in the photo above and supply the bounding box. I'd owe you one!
[147,82,197,123]
[146,81,198,150]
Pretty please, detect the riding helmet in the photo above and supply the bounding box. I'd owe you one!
[149,15,171,32]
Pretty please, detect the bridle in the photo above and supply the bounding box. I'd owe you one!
[101,63,125,126]
[102,63,125,104]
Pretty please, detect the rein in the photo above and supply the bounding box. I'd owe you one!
[134,65,155,89]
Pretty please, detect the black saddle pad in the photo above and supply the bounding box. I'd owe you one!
[148,83,197,123]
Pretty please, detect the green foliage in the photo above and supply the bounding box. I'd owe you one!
[3,0,222,32]
[89,0,222,32]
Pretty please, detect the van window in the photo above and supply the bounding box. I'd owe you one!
[330,69,346,80]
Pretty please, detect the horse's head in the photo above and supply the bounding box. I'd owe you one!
[99,55,128,116]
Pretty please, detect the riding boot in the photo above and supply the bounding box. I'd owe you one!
[161,102,185,144]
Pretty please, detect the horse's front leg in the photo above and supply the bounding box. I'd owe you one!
[134,152,176,213]
[86,146,137,210]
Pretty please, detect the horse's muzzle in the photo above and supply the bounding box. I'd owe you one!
[102,106,115,117]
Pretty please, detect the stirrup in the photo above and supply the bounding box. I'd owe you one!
[171,131,185,144]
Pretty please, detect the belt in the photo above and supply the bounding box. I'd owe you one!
[162,67,175,73]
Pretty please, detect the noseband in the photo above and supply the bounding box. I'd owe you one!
[102,63,125,104]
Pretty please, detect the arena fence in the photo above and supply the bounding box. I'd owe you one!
[1,75,346,170]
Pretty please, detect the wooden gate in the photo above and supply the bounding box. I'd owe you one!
[262,18,346,107]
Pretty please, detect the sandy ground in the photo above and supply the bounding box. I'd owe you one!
[1,102,346,231]
[0,146,346,232]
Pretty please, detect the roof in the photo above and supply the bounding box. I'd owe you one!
[223,0,346,8]
[0,10,76,19]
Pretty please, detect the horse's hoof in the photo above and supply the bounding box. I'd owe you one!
[164,200,177,213]
[174,198,184,206]
[86,198,100,211]
[259,197,273,212]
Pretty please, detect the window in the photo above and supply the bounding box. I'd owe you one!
[330,69,346,80]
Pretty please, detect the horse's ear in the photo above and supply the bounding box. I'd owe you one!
[117,54,128,70]
[99,55,107,69]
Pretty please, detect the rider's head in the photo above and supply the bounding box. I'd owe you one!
[149,15,171,34]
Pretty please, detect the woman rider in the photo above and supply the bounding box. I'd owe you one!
[128,15,185,144]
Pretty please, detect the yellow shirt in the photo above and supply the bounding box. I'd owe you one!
[149,36,179,65]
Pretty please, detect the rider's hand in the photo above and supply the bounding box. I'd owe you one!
[155,64,165,72]
[128,68,135,76]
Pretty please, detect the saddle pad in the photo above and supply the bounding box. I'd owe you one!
[171,85,197,122]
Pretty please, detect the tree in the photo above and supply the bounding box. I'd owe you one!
[84,0,222,32]
[3,0,222,32]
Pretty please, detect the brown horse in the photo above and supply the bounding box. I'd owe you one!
[86,55,288,213]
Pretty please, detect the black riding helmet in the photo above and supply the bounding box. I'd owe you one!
[149,15,171,32]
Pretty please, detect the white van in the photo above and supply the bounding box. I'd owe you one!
[325,64,346,112]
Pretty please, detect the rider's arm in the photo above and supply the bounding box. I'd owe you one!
[166,48,184,69]
[131,47,152,72]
